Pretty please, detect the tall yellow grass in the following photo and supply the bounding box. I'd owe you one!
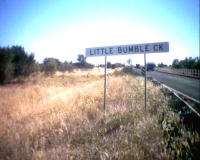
[0,68,168,159]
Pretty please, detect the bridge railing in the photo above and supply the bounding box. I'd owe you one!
[157,68,200,79]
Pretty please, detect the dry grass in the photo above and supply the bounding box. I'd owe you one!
[0,68,168,160]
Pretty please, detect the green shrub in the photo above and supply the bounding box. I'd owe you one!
[123,66,133,74]
[158,95,200,159]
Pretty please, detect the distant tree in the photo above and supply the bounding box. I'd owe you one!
[172,59,180,68]
[10,46,36,76]
[191,57,200,69]
[127,58,132,66]
[99,64,105,67]
[180,57,196,69]
[58,63,65,72]
[111,63,125,69]
[0,47,14,83]
[11,46,26,76]
[75,54,94,69]
[77,54,86,65]
[63,61,74,72]
[84,63,94,69]
[43,58,58,75]
[0,46,37,83]
[172,57,200,69]
[33,62,40,72]
[107,62,112,68]
[158,62,167,68]
[23,53,36,76]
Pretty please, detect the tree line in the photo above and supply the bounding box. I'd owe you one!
[1,46,199,84]
[0,46,94,84]
[172,57,200,69]
[149,57,200,69]
[40,55,94,75]
[0,46,36,83]
[0,46,126,84]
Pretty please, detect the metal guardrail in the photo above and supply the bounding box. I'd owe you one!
[132,67,200,102]
[157,68,200,79]
[162,84,200,104]
[174,92,200,117]
[131,67,200,117]
[161,84,200,118]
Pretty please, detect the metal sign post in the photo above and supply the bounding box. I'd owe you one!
[144,52,147,111]
[104,56,107,119]
[85,42,169,114]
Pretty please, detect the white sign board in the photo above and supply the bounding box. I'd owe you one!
[85,42,169,57]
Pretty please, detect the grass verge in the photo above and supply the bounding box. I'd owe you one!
[1,67,195,159]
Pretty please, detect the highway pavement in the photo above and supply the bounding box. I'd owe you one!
[148,71,200,101]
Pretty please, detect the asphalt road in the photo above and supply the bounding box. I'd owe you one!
[148,71,200,101]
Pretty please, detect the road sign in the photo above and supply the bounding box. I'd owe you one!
[85,42,169,121]
[85,42,169,57]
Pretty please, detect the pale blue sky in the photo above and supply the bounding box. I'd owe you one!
[0,0,199,65]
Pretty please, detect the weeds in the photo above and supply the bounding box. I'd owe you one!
[158,94,200,160]
[0,68,172,159]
